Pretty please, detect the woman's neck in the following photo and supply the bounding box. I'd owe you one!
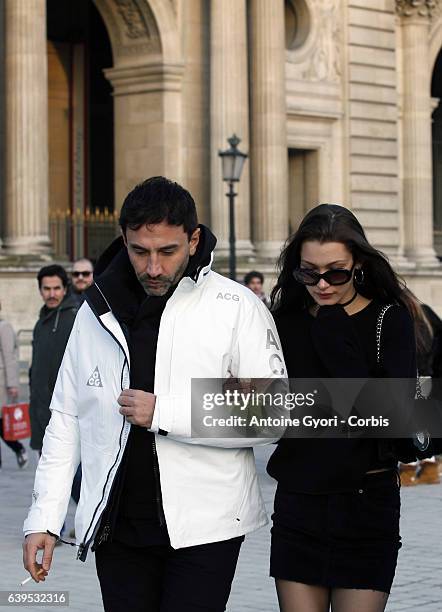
[309,293,372,317]
[342,293,371,315]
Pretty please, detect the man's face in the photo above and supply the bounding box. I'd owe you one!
[72,260,94,292]
[39,276,67,309]
[247,277,263,296]
[124,221,200,297]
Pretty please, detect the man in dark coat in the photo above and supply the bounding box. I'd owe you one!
[70,258,94,307]
[29,265,78,452]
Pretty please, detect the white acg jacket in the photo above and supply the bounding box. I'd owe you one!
[24,257,286,559]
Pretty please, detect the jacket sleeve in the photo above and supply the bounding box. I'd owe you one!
[23,319,80,537]
[0,321,19,389]
[149,299,288,448]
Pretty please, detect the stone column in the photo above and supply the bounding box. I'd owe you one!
[181,0,211,227]
[2,0,51,255]
[105,62,184,211]
[249,0,288,260]
[210,0,253,259]
[396,0,440,267]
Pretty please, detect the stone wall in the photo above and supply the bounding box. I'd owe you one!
[347,0,402,256]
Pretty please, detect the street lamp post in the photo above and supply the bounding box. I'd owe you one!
[218,134,248,280]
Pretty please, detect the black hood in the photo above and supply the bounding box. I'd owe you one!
[39,292,78,321]
[93,224,216,279]
[86,224,216,323]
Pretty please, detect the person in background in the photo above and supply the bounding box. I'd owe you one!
[29,265,78,454]
[399,295,442,486]
[71,258,94,306]
[0,301,28,469]
[244,271,270,307]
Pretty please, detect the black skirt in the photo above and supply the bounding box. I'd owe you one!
[270,470,402,593]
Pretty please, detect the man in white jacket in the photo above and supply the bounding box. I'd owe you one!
[23,176,286,612]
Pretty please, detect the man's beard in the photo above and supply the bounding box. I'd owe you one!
[137,256,189,296]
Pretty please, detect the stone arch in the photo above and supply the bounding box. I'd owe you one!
[89,0,184,208]
[145,0,180,64]
[430,14,442,74]
[92,0,180,66]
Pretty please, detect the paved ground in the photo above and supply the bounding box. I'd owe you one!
[0,442,441,611]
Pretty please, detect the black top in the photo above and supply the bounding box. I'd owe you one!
[267,300,417,493]
[114,288,170,546]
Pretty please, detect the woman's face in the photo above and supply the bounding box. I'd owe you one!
[299,240,357,307]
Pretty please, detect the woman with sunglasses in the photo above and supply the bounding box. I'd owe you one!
[268,204,421,612]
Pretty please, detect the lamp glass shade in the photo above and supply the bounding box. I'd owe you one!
[220,151,246,182]
[232,154,246,181]
[220,153,236,182]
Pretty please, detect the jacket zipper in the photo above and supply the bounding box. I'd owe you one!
[77,409,129,561]
[78,286,170,559]
[90,360,129,552]
[94,524,110,548]
[89,427,166,552]
[77,314,131,561]
[152,438,166,527]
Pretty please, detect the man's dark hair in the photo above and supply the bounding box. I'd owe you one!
[244,271,264,286]
[119,176,198,239]
[37,265,68,289]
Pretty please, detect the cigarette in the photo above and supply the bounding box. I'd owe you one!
[20,569,44,586]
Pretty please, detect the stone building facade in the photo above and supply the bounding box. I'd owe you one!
[0,0,442,331]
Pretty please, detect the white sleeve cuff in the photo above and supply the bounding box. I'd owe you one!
[150,395,173,434]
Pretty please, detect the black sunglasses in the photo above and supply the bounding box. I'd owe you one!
[72,271,92,278]
[293,266,354,286]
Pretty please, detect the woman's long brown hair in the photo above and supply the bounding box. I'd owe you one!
[271,203,429,353]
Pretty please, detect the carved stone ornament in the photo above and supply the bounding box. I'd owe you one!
[113,0,150,39]
[302,0,341,83]
[169,0,178,15]
[396,0,440,19]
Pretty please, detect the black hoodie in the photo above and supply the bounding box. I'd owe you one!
[29,293,78,451]
[88,225,216,548]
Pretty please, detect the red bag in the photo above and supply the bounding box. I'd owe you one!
[2,403,31,441]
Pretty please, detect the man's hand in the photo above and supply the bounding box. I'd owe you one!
[22,533,56,582]
[118,389,156,427]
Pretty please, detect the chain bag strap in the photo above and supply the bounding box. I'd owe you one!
[414,377,431,451]
[376,304,430,454]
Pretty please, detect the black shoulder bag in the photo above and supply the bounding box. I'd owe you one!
[376,303,437,463]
